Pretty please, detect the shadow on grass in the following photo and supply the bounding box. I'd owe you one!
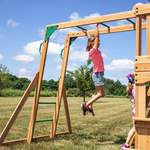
[114,135,126,144]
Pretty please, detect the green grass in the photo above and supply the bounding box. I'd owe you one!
[0,97,132,150]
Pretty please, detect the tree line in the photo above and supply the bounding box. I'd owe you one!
[0,64,127,97]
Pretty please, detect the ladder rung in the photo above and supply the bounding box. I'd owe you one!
[35,119,53,123]
[38,102,56,105]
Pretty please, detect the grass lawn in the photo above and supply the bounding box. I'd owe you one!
[0,97,132,150]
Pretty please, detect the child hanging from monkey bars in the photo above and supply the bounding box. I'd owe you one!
[81,24,105,116]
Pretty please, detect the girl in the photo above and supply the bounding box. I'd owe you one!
[121,73,135,149]
[81,24,105,116]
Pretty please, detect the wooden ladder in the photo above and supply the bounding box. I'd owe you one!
[27,86,72,143]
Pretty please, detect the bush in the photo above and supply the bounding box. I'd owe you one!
[67,88,80,97]
[0,89,24,97]
[40,90,57,97]
[0,89,126,98]
[0,89,57,97]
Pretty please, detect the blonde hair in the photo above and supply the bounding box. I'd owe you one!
[86,35,96,51]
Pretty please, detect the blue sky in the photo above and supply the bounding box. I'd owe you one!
[0,0,149,83]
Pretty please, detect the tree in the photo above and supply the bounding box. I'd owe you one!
[15,77,30,90]
[0,64,9,74]
[0,64,9,91]
[65,72,76,89]
[104,78,115,95]
[68,65,93,101]
[48,79,58,90]
[0,64,10,95]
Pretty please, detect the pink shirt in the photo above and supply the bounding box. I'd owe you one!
[88,47,104,73]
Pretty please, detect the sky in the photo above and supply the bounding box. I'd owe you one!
[0,0,149,84]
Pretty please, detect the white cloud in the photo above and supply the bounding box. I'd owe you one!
[70,50,88,62]
[105,59,134,71]
[6,19,20,28]
[69,12,81,20]
[18,68,32,78]
[0,53,3,60]
[48,42,63,55]
[24,40,42,55]
[14,54,34,62]
[68,12,101,29]
[85,13,101,18]
[69,12,101,21]
[24,40,63,56]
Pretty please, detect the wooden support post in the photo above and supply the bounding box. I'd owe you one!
[135,85,146,149]
[52,35,71,137]
[134,14,143,149]
[136,16,142,56]
[146,15,150,55]
[27,41,49,143]
[135,85,146,118]
[0,73,38,145]
[134,118,150,149]
[62,88,72,134]
[50,88,72,137]
[50,104,56,138]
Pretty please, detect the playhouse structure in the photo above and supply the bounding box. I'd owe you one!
[0,3,150,150]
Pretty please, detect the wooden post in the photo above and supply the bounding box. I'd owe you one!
[62,88,72,134]
[135,85,146,118]
[0,73,38,145]
[135,16,142,56]
[49,88,72,137]
[27,41,49,143]
[135,14,142,149]
[52,35,71,137]
[146,15,150,55]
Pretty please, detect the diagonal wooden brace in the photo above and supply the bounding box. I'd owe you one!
[0,72,39,145]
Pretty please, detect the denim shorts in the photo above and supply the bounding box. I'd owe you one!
[92,72,104,86]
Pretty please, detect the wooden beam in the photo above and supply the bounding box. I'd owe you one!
[135,62,150,72]
[146,15,150,55]
[52,35,71,137]
[27,41,49,143]
[135,56,150,72]
[135,72,150,84]
[0,73,38,145]
[135,4,150,16]
[68,23,146,38]
[62,88,72,134]
[136,16,142,56]
[1,132,70,146]
[46,4,150,30]
[47,11,136,30]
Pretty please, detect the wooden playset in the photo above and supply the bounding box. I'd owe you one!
[0,3,150,149]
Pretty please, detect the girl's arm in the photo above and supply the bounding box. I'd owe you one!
[93,24,100,49]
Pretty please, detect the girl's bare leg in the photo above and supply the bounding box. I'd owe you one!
[125,127,135,144]
[86,86,105,106]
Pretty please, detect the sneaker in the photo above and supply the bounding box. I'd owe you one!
[121,143,130,150]
[86,105,95,116]
[81,103,87,116]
